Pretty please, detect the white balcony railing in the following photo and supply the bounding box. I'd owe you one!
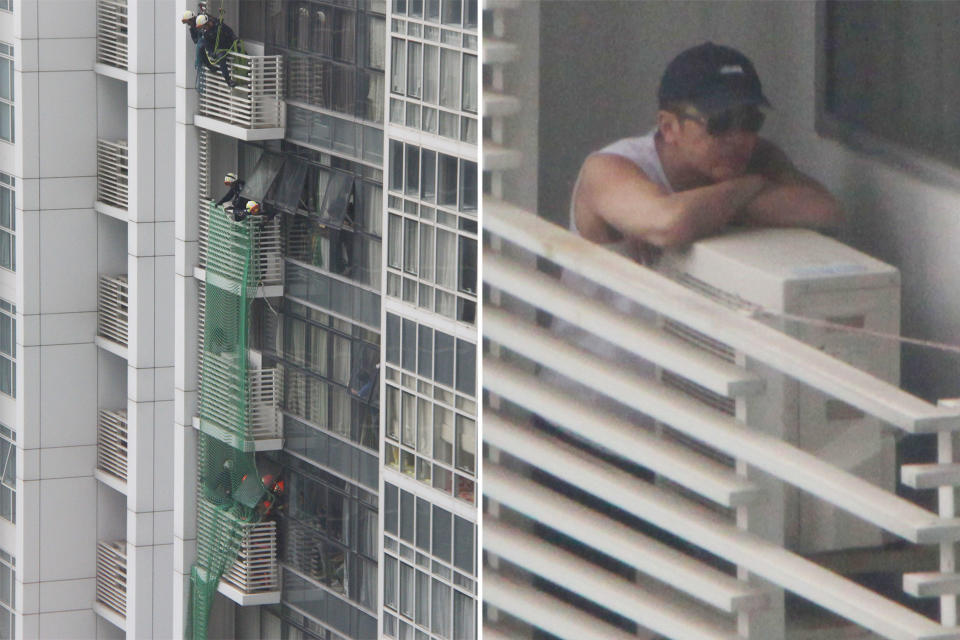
[96,409,128,483]
[96,540,127,619]
[248,367,282,441]
[221,520,280,596]
[96,0,128,70]
[198,53,284,131]
[483,201,960,640]
[97,139,128,211]
[97,274,128,348]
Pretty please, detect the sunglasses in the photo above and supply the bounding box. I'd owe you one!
[677,106,765,136]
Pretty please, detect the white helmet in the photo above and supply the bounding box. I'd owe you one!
[180,10,195,23]
[196,13,209,27]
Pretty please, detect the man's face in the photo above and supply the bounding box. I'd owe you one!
[668,105,763,183]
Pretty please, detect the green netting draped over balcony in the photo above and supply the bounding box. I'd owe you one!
[189,204,267,640]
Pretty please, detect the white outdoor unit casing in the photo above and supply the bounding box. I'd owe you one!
[658,228,901,553]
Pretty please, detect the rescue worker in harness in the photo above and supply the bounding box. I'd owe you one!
[181,6,241,88]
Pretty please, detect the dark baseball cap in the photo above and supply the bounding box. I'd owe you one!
[658,42,770,116]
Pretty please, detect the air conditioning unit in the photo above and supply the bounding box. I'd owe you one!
[658,227,900,553]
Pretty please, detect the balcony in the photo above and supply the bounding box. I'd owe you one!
[96,274,128,356]
[196,353,282,452]
[95,0,128,72]
[197,202,283,294]
[195,53,285,141]
[217,519,281,606]
[95,139,128,219]
[95,409,128,493]
[483,201,960,640]
[94,540,127,630]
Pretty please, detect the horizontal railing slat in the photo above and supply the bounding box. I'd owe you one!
[484,199,960,433]
[486,463,960,640]
[485,250,763,398]
[485,520,740,640]
[484,360,761,507]
[484,306,960,543]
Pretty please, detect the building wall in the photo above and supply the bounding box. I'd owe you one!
[538,0,960,403]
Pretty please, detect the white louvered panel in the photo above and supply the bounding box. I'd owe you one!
[198,54,284,130]
[251,217,283,287]
[96,0,128,70]
[97,139,128,210]
[222,520,279,593]
[248,367,281,440]
[96,540,127,618]
[97,274,129,347]
[197,279,206,375]
[96,409,128,482]
[198,129,211,267]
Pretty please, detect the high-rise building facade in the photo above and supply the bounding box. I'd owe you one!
[172,1,479,639]
[380,0,478,638]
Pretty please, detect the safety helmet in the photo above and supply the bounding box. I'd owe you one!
[224,172,238,185]
[246,201,261,215]
[180,10,195,22]
[196,13,209,27]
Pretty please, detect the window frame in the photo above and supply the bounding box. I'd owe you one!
[815,1,960,190]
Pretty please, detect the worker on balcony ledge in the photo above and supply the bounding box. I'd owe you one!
[573,42,842,261]
[218,172,247,214]
[548,42,844,425]
[194,13,240,88]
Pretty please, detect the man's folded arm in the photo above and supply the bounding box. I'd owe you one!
[738,139,844,229]
[573,153,767,248]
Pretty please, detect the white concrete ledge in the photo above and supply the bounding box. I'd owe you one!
[93,63,132,83]
[904,572,960,598]
[94,200,128,222]
[193,115,284,142]
[93,601,126,631]
[217,580,280,606]
[94,468,128,495]
[95,335,129,360]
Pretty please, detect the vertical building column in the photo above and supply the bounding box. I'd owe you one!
[172,0,200,634]
[125,2,176,638]
[15,1,100,638]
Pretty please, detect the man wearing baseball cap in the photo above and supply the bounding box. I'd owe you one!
[572,42,841,255]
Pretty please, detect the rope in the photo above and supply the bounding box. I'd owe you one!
[749,308,960,356]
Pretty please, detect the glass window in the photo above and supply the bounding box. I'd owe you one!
[420,149,437,202]
[459,159,477,212]
[455,414,475,474]
[432,505,452,562]
[821,2,960,168]
[419,225,435,284]
[438,48,460,110]
[403,218,418,274]
[423,45,439,105]
[0,300,15,397]
[402,318,416,371]
[453,591,475,640]
[405,144,420,196]
[462,54,477,114]
[0,44,13,143]
[388,213,403,269]
[0,426,13,524]
[368,15,386,70]
[406,41,422,99]
[391,37,406,94]
[437,154,458,207]
[0,173,14,271]
[386,313,401,365]
[455,338,475,395]
[434,331,454,387]
[432,579,451,637]
[457,236,476,295]
[441,0,461,25]
[390,140,404,192]
[417,325,433,378]
[435,229,456,289]
[433,405,454,465]
[400,490,415,543]
[385,482,399,534]
[454,516,474,573]
[384,554,398,610]
[416,497,431,551]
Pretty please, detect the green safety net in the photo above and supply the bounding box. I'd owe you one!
[188,204,268,640]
